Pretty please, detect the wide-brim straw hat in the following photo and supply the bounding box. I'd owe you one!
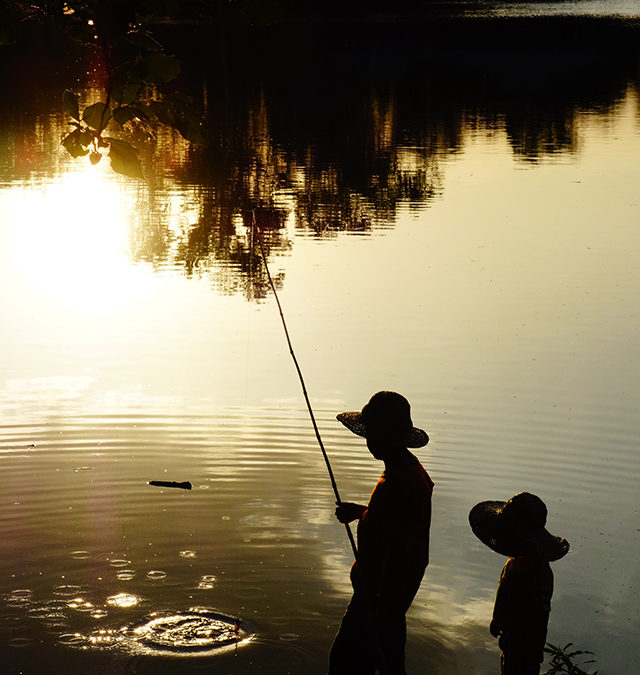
[469,492,569,562]
[337,391,429,449]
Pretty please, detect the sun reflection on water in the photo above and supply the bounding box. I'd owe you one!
[6,168,143,311]
[106,593,141,609]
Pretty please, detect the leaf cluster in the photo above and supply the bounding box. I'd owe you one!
[543,643,598,675]
[50,3,206,177]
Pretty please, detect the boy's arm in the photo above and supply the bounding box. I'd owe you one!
[335,501,367,523]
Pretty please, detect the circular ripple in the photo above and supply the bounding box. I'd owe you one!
[108,559,131,568]
[146,570,167,581]
[53,584,86,597]
[116,570,136,581]
[0,615,22,627]
[197,575,216,590]
[88,628,123,647]
[27,601,67,621]
[7,636,32,648]
[58,632,85,646]
[130,609,252,653]
[179,550,196,558]
[5,589,33,607]
[70,550,91,560]
[67,598,95,613]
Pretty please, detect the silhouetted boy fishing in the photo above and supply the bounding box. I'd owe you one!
[329,391,433,675]
[250,216,433,671]
[469,492,570,675]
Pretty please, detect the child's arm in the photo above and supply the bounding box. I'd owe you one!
[489,617,502,637]
[490,558,514,636]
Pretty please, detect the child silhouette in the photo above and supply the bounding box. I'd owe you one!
[469,492,570,675]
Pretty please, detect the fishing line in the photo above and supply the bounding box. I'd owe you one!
[251,212,358,560]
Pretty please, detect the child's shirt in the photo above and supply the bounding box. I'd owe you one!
[492,555,553,642]
[351,456,433,603]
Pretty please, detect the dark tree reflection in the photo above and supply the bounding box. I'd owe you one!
[1,13,639,297]
[174,199,289,301]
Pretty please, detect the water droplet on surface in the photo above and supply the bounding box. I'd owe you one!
[108,559,131,568]
[6,589,33,607]
[130,609,253,653]
[197,575,216,590]
[70,550,91,559]
[90,608,108,619]
[58,632,85,646]
[53,584,86,597]
[27,600,67,621]
[106,593,141,608]
[67,598,95,612]
[87,628,121,646]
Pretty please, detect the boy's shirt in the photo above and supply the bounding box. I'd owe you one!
[351,456,433,603]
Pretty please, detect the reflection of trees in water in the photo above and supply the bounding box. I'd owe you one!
[135,14,640,292]
[292,94,446,232]
[2,16,640,295]
[126,174,290,301]
[159,94,293,300]
[174,200,289,302]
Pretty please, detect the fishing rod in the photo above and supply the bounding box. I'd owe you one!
[251,211,358,560]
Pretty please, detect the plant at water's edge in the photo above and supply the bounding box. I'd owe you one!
[4,1,206,179]
[61,2,207,179]
[543,642,598,675]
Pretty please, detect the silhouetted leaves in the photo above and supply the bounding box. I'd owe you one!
[113,105,148,126]
[63,91,80,122]
[48,2,204,175]
[61,128,93,158]
[112,78,143,106]
[83,102,112,131]
[140,53,181,84]
[146,95,206,145]
[544,643,598,675]
[107,138,143,178]
[125,30,162,52]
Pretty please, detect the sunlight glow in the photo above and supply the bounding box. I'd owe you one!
[7,168,147,312]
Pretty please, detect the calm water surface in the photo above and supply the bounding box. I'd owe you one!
[1,8,639,675]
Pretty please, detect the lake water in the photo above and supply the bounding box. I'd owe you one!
[1,6,639,674]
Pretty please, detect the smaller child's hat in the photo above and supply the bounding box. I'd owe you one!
[469,492,569,561]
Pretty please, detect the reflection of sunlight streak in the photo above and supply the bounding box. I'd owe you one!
[106,593,142,608]
[8,169,148,311]
[420,581,495,627]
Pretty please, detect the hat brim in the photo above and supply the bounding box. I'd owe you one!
[336,411,429,448]
[469,501,569,562]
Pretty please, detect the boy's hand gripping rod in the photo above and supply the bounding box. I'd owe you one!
[251,213,358,560]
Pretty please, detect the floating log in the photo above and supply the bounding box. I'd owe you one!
[148,480,192,490]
